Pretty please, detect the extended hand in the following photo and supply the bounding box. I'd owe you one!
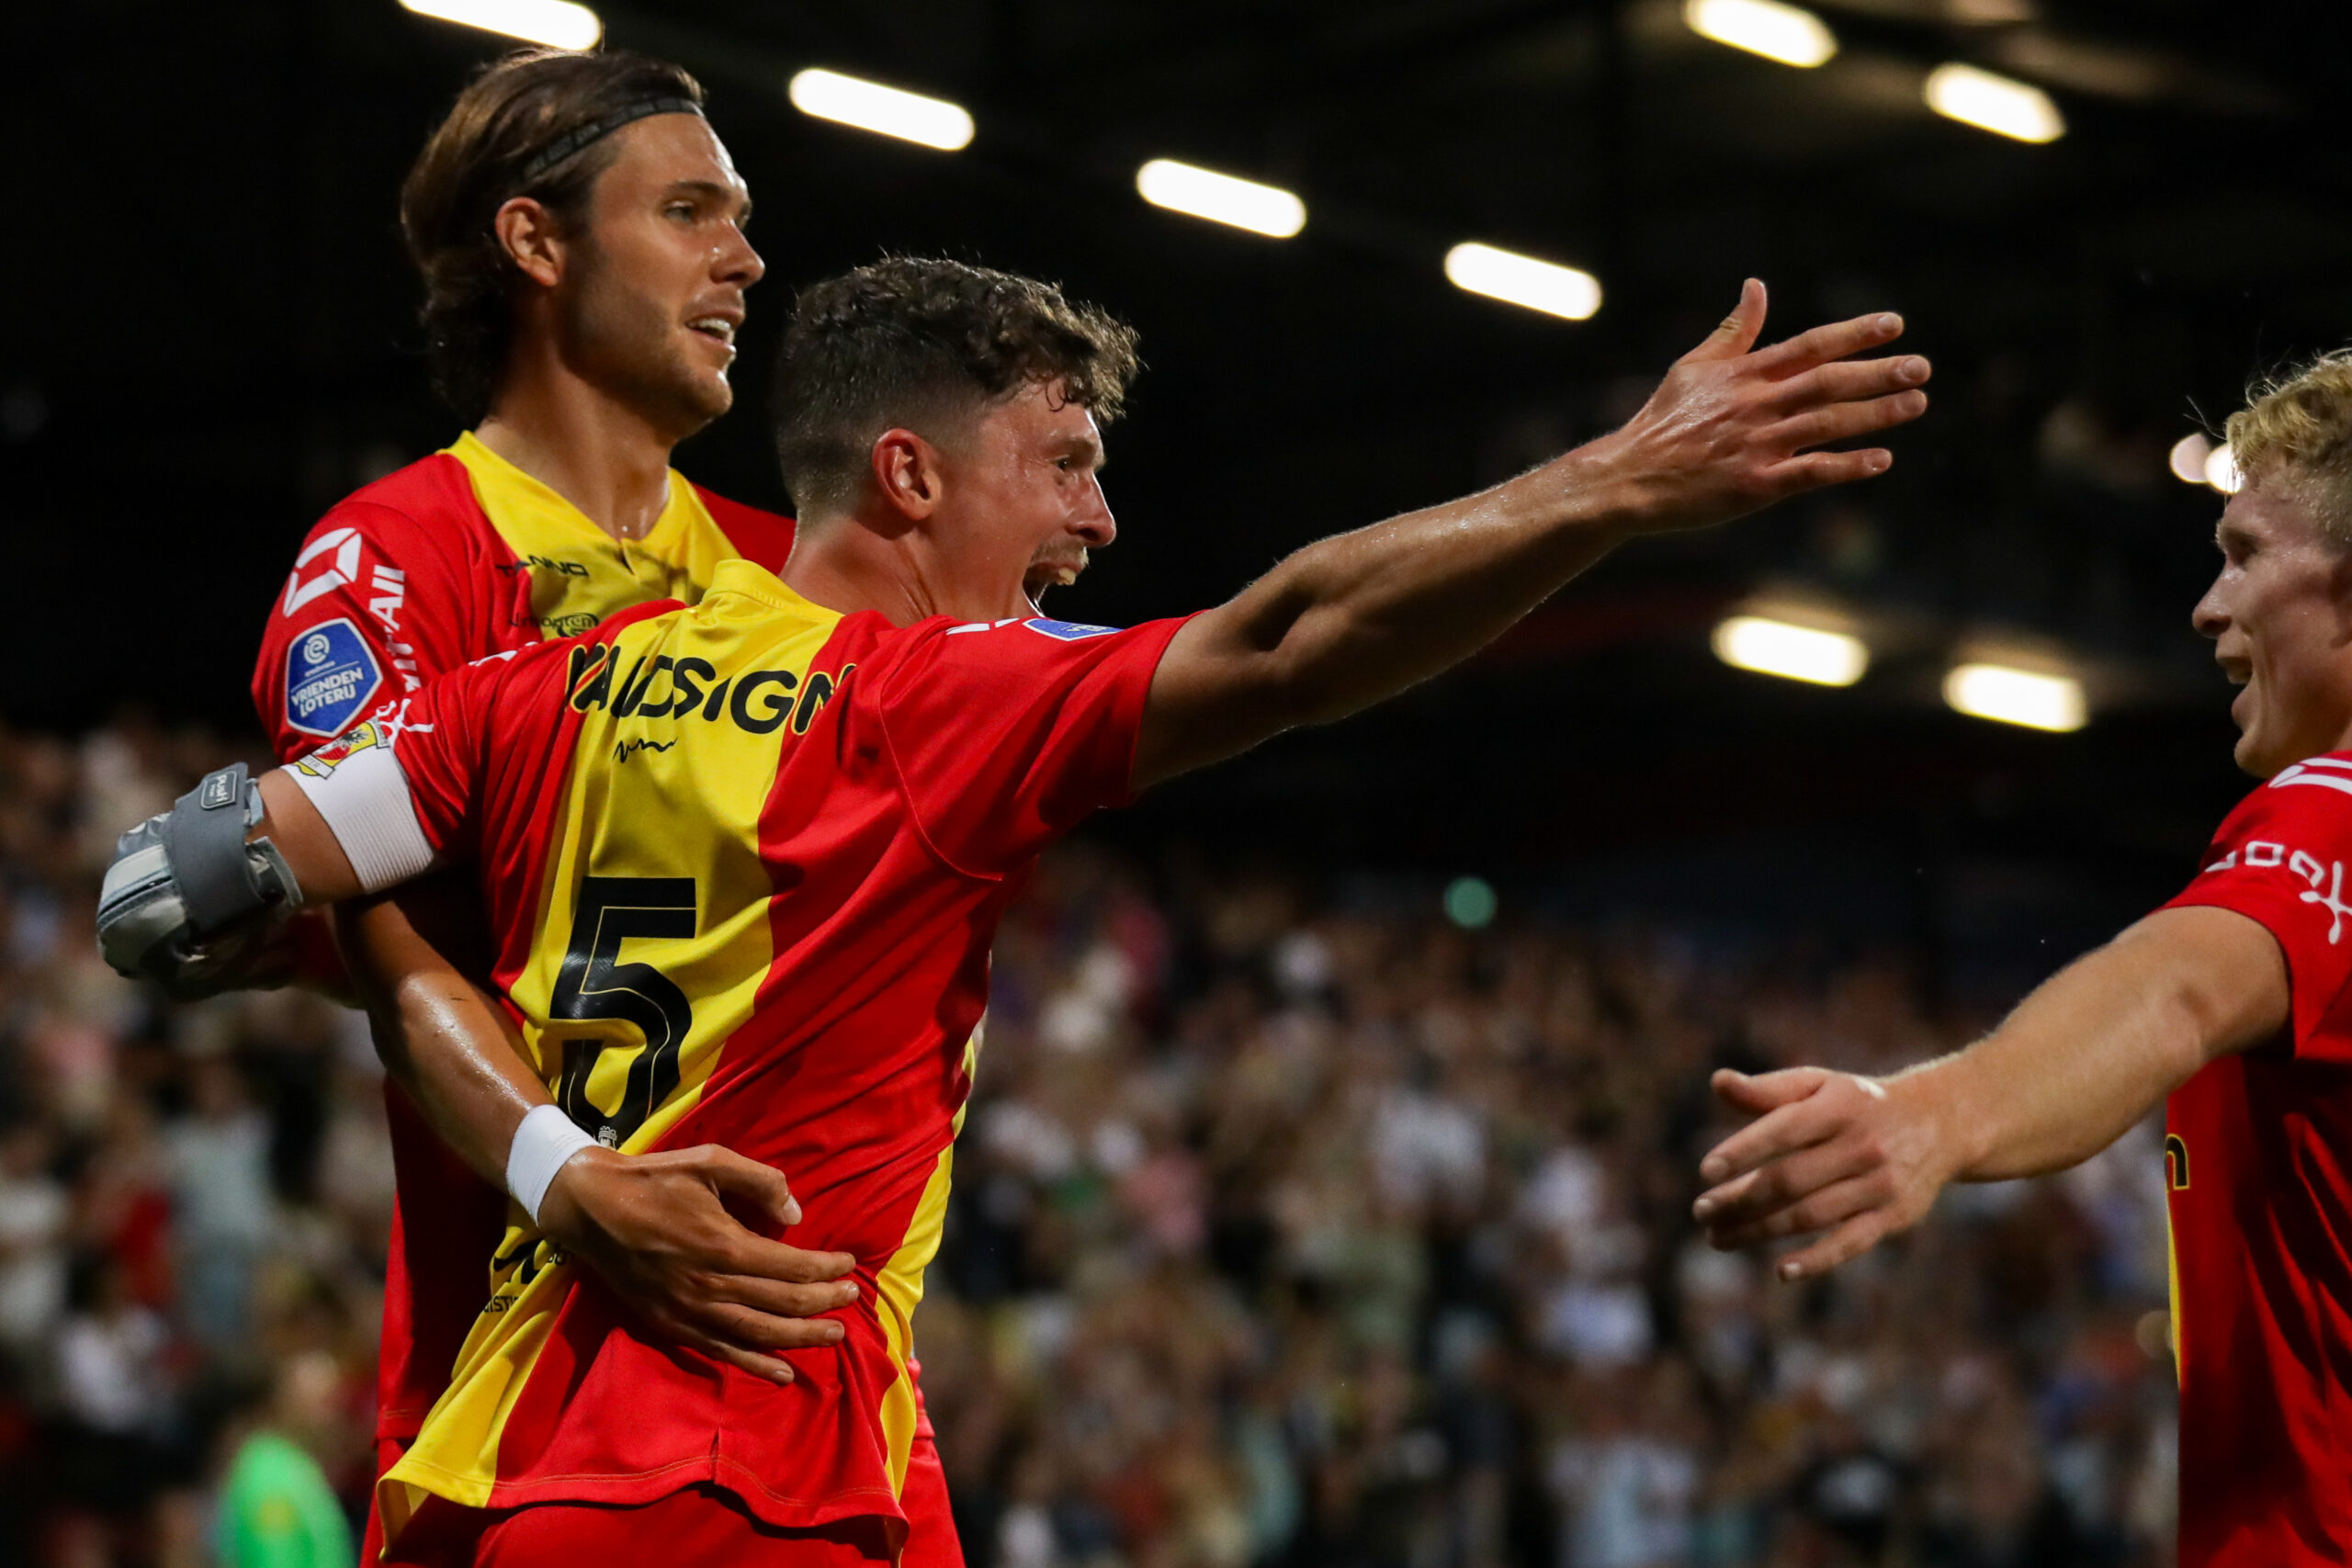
[1589,279,1930,536]
[1690,1066,1959,1281]
[537,1144,860,1384]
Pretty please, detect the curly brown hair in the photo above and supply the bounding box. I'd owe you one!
[773,256,1142,518]
[400,50,705,423]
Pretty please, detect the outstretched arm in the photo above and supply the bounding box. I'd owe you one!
[1688,904,2287,1281]
[1132,281,1930,786]
[250,773,859,1385]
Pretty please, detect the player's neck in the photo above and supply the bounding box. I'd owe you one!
[785,516,1033,628]
[475,365,683,545]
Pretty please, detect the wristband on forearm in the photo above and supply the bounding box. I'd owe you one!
[506,1104,598,1224]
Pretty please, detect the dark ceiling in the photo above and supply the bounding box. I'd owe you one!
[5,0,2350,942]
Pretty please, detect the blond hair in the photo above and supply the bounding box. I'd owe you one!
[2225,350,2352,541]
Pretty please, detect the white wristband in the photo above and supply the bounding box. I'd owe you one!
[506,1104,598,1225]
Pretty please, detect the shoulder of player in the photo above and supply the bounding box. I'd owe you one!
[2261,753,2352,802]
[2207,754,2352,856]
[684,479,796,572]
[304,451,501,558]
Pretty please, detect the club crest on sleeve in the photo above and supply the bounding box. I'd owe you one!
[284,617,383,739]
[292,720,389,781]
[1023,618,1123,642]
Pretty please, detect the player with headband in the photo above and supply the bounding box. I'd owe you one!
[240,49,882,1564]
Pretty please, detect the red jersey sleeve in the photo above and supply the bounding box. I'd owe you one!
[2165,755,2352,1060]
[252,499,480,762]
[284,654,518,883]
[873,614,1193,877]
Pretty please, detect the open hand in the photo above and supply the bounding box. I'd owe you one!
[538,1143,860,1384]
[1690,1065,1959,1282]
[1591,279,1931,536]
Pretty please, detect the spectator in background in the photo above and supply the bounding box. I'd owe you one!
[54,1254,175,1542]
[215,1352,357,1568]
[164,1055,275,1351]
[0,1122,67,1359]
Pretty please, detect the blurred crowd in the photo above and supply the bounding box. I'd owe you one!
[0,717,2177,1568]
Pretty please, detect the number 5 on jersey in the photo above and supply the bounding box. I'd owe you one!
[550,875,696,1148]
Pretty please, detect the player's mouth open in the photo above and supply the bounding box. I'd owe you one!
[687,316,737,349]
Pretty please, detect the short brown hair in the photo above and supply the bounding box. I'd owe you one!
[2225,350,2352,542]
[401,50,705,423]
[772,256,1142,517]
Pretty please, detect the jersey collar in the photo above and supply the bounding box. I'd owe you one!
[447,431,698,556]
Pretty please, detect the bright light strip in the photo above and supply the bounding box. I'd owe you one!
[1923,62,2065,143]
[1712,616,1870,687]
[1136,160,1306,239]
[397,0,600,49]
[1944,663,2086,732]
[1683,0,1838,68]
[2204,442,2242,494]
[787,70,974,151]
[1444,243,1603,321]
[2168,433,2212,485]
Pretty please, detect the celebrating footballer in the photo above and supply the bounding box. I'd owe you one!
[1691,357,2352,1565]
[101,255,1925,1562]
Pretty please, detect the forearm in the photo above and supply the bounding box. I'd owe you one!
[1899,908,2286,1183]
[335,892,548,1187]
[1214,445,1634,727]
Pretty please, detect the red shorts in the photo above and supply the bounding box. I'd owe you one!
[366,1369,961,1567]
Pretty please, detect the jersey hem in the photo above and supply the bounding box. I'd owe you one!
[379,1446,911,1539]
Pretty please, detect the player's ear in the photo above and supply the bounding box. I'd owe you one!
[494,197,566,290]
[870,429,944,523]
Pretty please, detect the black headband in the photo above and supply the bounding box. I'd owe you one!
[519,95,703,185]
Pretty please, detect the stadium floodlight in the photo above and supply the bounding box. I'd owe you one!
[1682,0,1838,68]
[1135,160,1306,239]
[1711,615,1870,687]
[1944,663,2086,732]
[2168,432,2213,486]
[2204,442,2242,494]
[1443,243,1603,321]
[787,70,975,152]
[1923,62,2065,143]
[397,0,601,49]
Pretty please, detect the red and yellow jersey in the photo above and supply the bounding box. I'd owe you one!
[2162,753,2352,1565]
[251,431,794,754]
[288,561,1187,1540]
[248,434,793,1449]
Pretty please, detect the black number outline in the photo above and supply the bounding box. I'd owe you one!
[549,875,696,1148]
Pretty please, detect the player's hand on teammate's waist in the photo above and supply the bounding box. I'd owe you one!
[537,1142,860,1386]
[1688,1065,1958,1283]
[1574,278,1931,537]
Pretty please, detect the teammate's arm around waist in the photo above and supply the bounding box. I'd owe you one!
[119,768,865,1387]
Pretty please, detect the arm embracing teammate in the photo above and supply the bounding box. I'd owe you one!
[108,254,1930,1562]
[235,47,855,1560]
[1690,355,2352,1565]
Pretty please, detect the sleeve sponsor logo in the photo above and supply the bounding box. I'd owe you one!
[280,527,366,617]
[1022,618,1123,642]
[2203,838,2352,944]
[283,618,384,739]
